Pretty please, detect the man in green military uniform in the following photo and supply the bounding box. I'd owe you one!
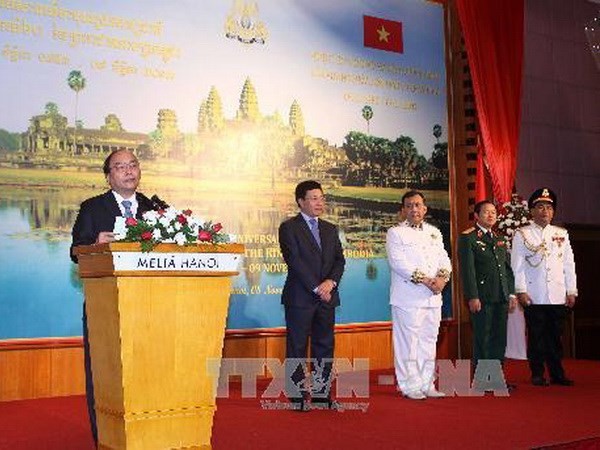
[459,200,517,374]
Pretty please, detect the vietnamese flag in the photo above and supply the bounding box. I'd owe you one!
[363,15,403,54]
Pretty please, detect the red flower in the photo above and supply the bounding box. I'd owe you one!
[125,217,138,226]
[141,231,153,240]
[176,214,187,225]
[198,230,212,241]
[157,209,166,216]
[212,222,223,233]
[183,209,192,216]
[497,240,505,247]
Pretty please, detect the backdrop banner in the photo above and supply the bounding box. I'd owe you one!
[0,0,450,339]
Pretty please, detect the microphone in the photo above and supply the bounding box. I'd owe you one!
[150,194,170,210]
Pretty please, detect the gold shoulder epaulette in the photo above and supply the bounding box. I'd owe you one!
[461,227,475,234]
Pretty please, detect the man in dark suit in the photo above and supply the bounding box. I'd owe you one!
[71,149,157,444]
[279,180,345,412]
[458,200,516,382]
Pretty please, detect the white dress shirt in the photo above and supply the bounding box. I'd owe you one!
[112,191,138,218]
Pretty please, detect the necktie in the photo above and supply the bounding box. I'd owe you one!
[309,218,321,248]
[122,200,133,218]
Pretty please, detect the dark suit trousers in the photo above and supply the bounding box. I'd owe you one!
[471,301,508,365]
[524,305,567,380]
[284,303,335,400]
[83,307,98,444]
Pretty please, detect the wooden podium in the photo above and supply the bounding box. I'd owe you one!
[75,242,244,450]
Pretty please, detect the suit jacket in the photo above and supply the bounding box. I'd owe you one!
[458,227,515,303]
[279,214,345,308]
[386,221,451,308]
[70,190,155,263]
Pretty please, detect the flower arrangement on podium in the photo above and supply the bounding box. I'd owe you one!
[113,207,231,252]
[495,193,531,249]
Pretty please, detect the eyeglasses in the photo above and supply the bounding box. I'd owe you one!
[110,161,139,172]
[304,195,325,202]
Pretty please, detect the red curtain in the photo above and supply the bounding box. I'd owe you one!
[456,0,524,203]
[475,136,487,203]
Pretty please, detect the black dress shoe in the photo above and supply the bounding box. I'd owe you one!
[551,377,574,386]
[532,376,550,386]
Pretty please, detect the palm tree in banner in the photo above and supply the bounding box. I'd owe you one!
[362,105,373,134]
[67,70,86,154]
[433,124,442,144]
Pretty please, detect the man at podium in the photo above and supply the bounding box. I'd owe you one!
[70,148,157,444]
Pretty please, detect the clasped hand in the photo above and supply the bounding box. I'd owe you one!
[316,279,336,302]
[423,276,446,295]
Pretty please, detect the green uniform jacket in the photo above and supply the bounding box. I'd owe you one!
[458,227,515,303]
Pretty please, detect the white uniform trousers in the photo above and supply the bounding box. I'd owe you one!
[505,306,527,360]
[392,305,441,395]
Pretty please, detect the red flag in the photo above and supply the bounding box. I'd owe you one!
[363,15,403,54]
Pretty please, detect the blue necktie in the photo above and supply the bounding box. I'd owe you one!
[122,200,133,218]
[309,218,321,248]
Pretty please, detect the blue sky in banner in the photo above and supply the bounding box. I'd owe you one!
[0,0,447,155]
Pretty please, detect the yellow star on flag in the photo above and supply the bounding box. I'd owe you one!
[377,25,390,42]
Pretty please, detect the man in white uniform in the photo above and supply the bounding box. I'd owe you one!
[511,188,577,387]
[386,190,452,400]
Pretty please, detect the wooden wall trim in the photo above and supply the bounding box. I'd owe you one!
[0,337,83,351]
[0,319,463,350]
[226,321,394,338]
[0,323,459,402]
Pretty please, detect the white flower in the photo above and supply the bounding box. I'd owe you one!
[163,207,178,221]
[174,222,182,231]
[174,232,187,246]
[142,210,159,225]
[152,229,162,240]
[159,216,171,228]
[521,217,529,223]
[506,228,514,235]
[166,225,175,234]
[113,217,127,240]
[505,219,513,226]
[228,233,237,242]
[507,213,514,218]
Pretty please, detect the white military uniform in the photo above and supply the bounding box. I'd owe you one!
[511,222,577,382]
[386,220,452,395]
[511,223,578,303]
